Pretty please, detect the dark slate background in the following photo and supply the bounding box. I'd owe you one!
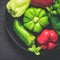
[0,0,60,60]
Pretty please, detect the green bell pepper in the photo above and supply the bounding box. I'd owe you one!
[23,7,49,33]
[6,0,30,17]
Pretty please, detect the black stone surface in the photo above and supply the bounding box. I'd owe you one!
[0,0,60,60]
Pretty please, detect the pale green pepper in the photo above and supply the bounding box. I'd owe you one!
[6,0,30,17]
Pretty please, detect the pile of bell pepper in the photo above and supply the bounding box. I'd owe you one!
[6,0,60,55]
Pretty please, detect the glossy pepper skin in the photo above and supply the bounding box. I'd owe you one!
[13,20,35,46]
[37,29,58,50]
[37,29,49,45]
[50,15,60,35]
[23,7,49,33]
[6,0,30,17]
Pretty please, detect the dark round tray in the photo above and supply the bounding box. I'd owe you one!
[5,7,60,55]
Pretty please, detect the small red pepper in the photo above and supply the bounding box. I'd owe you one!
[37,29,58,50]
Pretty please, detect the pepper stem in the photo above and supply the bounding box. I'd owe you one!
[33,17,39,23]
[28,41,41,55]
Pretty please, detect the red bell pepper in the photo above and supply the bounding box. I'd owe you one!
[37,29,58,50]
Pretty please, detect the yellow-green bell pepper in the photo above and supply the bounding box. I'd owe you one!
[6,0,30,17]
[23,7,49,33]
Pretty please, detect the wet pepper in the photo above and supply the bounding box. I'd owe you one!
[37,29,58,50]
